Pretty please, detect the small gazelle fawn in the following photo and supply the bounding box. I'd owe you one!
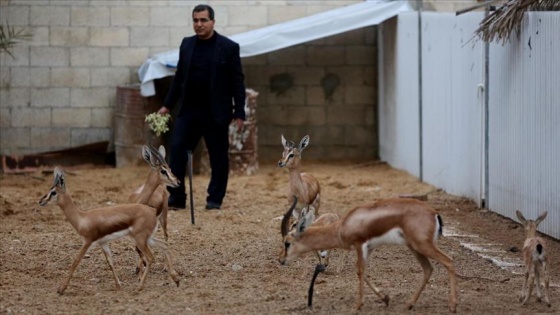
[128,145,179,242]
[279,197,458,312]
[515,210,551,307]
[39,167,180,294]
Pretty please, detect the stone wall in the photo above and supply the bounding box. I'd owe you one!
[0,0,376,159]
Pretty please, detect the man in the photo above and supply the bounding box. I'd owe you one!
[158,4,246,210]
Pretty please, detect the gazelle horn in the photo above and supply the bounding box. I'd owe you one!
[281,196,298,237]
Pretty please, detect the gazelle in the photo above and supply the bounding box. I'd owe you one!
[278,135,320,219]
[39,167,180,294]
[128,145,179,242]
[515,210,551,307]
[279,197,458,312]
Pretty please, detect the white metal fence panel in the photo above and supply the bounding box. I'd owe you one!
[488,12,560,239]
[421,13,485,202]
[378,13,420,177]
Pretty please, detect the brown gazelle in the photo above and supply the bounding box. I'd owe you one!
[128,145,179,242]
[278,135,320,219]
[279,197,458,312]
[515,210,551,307]
[39,167,180,294]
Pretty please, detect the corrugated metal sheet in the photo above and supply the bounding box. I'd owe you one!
[421,12,485,202]
[378,11,559,239]
[378,13,420,177]
[488,12,560,239]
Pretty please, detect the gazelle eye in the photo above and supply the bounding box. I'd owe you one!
[288,153,294,158]
[51,191,57,196]
[284,242,291,249]
[160,170,167,175]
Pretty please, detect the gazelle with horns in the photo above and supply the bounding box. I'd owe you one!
[515,210,551,307]
[39,167,180,294]
[279,197,458,312]
[128,145,179,242]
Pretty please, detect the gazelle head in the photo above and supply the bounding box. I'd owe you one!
[142,145,180,188]
[278,135,310,168]
[279,196,315,265]
[39,167,66,206]
[515,210,548,238]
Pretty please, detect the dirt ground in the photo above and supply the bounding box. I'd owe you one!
[1,160,558,314]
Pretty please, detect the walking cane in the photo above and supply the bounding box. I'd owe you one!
[187,150,195,225]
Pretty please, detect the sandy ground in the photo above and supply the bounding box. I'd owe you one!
[0,160,558,314]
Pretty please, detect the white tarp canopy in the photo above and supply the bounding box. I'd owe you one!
[137,0,412,96]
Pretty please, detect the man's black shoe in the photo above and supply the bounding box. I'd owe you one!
[205,201,221,210]
[168,197,186,210]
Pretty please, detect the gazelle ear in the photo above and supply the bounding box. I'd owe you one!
[299,135,310,151]
[158,145,166,160]
[295,208,315,237]
[281,134,288,148]
[53,167,65,189]
[535,211,548,226]
[515,210,527,225]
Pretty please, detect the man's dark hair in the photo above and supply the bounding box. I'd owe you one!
[193,4,214,20]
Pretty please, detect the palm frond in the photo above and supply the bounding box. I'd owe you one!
[0,23,33,57]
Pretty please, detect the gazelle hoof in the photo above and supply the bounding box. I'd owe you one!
[382,295,390,306]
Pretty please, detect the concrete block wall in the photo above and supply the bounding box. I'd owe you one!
[0,0,365,157]
[244,26,378,161]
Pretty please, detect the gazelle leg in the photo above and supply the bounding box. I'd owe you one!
[406,248,433,310]
[354,247,366,310]
[364,277,390,306]
[160,205,168,242]
[134,246,145,276]
[99,243,122,290]
[535,267,542,301]
[412,243,458,313]
[149,237,180,286]
[543,264,551,306]
[520,269,529,302]
[58,241,92,295]
[135,240,154,291]
[523,272,535,305]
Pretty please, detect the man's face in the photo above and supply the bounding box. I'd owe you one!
[192,10,215,40]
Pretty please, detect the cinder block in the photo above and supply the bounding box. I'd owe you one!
[71,127,111,147]
[0,128,31,150]
[344,125,375,146]
[0,6,29,25]
[90,27,129,47]
[70,47,110,66]
[31,127,70,148]
[52,108,91,127]
[306,86,344,105]
[0,45,29,66]
[130,27,169,47]
[0,108,10,128]
[268,46,305,66]
[150,7,190,26]
[229,6,267,26]
[287,106,326,126]
[50,27,89,46]
[345,46,375,65]
[71,87,111,108]
[268,6,307,25]
[267,86,305,106]
[11,107,51,127]
[169,27,193,47]
[31,88,70,107]
[345,86,374,105]
[327,66,365,85]
[111,47,150,66]
[30,47,69,66]
[71,7,110,26]
[242,55,267,66]
[91,67,130,87]
[111,7,150,26]
[30,6,70,26]
[29,27,49,46]
[327,105,369,125]
[0,67,9,88]
[91,108,113,128]
[52,67,90,87]
[258,104,288,125]
[325,28,365,46]
[286,65,324,85]
[307,46,345,66]
[0,87,30,108]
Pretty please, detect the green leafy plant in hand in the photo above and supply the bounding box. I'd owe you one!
[145,112,171,137]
